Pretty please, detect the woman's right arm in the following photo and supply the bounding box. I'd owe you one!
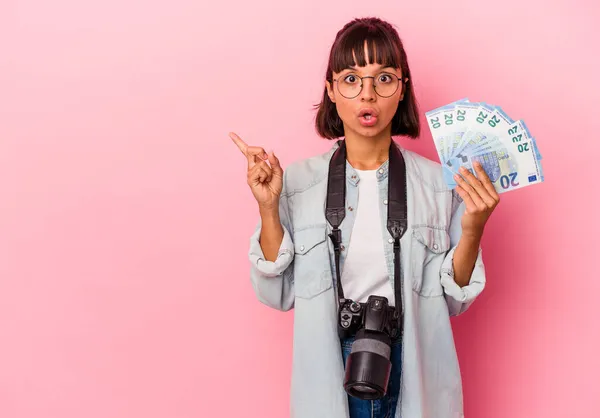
[258,206,284,262]
[248,185,295,311]
[230,132,295,311]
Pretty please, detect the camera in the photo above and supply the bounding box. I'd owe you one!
[326,139,408,401]
[338,295,401,400]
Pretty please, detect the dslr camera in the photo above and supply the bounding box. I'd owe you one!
[337,295,401,400]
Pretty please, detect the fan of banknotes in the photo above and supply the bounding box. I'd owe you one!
[425,98,544,194]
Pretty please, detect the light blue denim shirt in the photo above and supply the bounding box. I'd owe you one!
[247,140,486,418]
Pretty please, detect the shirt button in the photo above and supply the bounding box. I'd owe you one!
[433,244,439,250]
[378,169,384,174]
[351,175,357,179]
[383,199,388,205]
[300,245,305,251]
[388,238,394,243]
[348,206,354,211]
[341,245,345,251]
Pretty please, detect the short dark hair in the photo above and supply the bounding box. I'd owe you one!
[314,17,420,140]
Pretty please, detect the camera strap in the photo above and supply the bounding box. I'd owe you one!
[325,139,408,323]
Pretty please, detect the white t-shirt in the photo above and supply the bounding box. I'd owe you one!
[340,168,395,305]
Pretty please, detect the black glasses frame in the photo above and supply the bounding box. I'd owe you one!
[331,73,407,99]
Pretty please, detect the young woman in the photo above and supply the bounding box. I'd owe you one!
[231,17,498,418]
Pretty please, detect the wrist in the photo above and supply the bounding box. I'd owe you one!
[259,204,280,222]
[460,230,482,245]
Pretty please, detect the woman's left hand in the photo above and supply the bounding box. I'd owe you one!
[454,161,500,239]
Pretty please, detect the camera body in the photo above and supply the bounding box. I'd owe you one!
[337,295,400,340]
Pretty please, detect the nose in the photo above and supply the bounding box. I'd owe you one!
[359,77,376,101]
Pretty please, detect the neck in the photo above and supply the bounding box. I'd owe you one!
[344,127,392,170]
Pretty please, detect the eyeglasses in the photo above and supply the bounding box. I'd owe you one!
[332,72,405,99]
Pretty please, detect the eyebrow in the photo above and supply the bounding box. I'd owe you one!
[342,65,397,72]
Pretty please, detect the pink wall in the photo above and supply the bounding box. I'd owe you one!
[1,1,598,417]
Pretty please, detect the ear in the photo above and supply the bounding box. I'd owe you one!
[325,80,336,103]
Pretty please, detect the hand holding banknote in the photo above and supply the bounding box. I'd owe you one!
[453,160,500,237]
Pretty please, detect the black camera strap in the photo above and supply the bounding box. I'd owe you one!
[325,139,408,324]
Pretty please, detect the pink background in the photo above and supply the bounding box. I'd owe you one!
[1,1,598,417]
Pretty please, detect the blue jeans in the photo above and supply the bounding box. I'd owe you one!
[341,336,402,418]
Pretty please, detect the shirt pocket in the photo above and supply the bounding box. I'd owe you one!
[293,226,333,299]
[411,226,450,298]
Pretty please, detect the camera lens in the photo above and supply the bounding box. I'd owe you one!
[351,385,377,394]
[343,329,392,400]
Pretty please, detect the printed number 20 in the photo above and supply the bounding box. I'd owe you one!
[500,172,519,189]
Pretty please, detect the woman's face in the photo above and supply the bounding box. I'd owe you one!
[326,43,407,139]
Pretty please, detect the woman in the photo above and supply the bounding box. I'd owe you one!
[230,17,498,418]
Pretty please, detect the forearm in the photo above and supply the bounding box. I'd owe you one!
[451,232,482,288]
[258,206,284,262]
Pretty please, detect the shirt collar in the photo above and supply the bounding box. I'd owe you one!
[346,159,389,186]
[328,139,391,186]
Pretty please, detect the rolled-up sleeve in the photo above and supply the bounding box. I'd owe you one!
[440,190,486,316]
[248,176,295,311]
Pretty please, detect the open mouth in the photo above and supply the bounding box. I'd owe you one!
[358,109,378,126]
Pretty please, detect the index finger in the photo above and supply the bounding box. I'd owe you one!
[472,161,499,200]
[229,132,248,155]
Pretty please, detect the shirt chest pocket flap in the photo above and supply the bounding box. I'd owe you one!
[293,226,332,299]
[411,226,451,297]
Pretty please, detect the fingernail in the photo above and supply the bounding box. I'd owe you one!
[454,174,460,181]
[459,167,466,173]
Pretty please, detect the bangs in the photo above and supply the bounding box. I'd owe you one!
[329,25,403,75]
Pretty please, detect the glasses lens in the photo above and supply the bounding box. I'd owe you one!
[336,73,400,98]
[337,74,361,98]
[374,73,399,97]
